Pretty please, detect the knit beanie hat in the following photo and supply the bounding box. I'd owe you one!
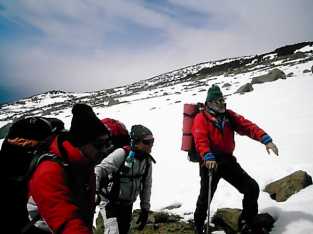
[69,103,109,147]
[206,85,223,102]
[130,125,152,143]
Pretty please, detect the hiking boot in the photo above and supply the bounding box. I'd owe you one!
[193,225,204,234]
[240,223,253,234]
[239,219,253,234]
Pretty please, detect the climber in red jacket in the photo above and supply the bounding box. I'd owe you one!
[192,85,279,234]
[28,104,111,234]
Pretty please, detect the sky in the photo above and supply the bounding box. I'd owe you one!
[1,0,313,104]
[1,46,313,233]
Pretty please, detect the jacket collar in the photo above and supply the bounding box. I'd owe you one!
[50,136,90,169]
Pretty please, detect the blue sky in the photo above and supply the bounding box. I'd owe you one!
[1,0,313,104]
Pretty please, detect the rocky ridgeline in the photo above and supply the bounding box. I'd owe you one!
[94,170,312,234]
[0,42,312,123]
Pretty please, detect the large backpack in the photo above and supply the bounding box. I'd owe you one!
[181,103,205,162]
[101,118,130,149]
[2,116,66,234]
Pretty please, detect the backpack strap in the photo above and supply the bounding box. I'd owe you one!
[142,156,152,180]
[21,153,69,233]
[102,149,156,202]
[21,136,69,233]
[22,152,69,183]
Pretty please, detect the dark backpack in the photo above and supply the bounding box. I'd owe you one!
[2,116,66,234]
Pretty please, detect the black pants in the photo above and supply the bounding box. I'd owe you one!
[105,202,133,234]
[194,155,260,228]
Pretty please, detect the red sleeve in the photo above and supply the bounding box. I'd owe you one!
[228,109,266,141]
[28,161,92,234]
[192,112,211,159]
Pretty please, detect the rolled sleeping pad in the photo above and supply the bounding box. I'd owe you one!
[181,103,198,151]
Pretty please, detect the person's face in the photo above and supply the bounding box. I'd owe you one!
[207,97,226,114]
[80,134,112,165]
[135,135,154,154]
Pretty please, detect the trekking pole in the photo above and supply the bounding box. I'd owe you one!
[206,169,213,234]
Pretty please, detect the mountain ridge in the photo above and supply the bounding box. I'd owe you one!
[0,41,312,123]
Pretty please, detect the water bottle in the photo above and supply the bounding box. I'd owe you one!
[124,150,135,168]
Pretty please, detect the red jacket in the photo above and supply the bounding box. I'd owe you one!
[192,109,270,160]
[28,137,96,234]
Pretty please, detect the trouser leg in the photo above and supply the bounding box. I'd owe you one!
[194,163,220,231]
[106,202,133,234]
[218,156,260,224]
[117,204,133,234]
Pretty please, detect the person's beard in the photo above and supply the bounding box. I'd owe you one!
[209,103,226,115]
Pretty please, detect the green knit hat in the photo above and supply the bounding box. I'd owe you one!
[206,85,223,102]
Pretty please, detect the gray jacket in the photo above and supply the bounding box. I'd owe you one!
[95,148,152,211]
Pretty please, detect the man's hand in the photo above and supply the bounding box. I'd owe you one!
[205,160,217,170]
[136,209,149,230]
[266,142,279,156]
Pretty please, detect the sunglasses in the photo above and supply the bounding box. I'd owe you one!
[212,97,226,104]
[142,138,154,145]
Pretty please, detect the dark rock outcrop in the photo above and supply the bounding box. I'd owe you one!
[94,208,276,234]
[235,83,253,94]
[251,69,286,84]
[212,208,241,233]
[274,41,313,57]
[94,210,195,234]
[287,72,294,77]
[222,83,232,88]
[212,208,275,234]
[264,170,312,202]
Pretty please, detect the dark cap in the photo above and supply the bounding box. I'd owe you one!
[130,125,152,143]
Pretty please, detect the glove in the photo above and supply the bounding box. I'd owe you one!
[203,152,217,171]
[136,209,149,230]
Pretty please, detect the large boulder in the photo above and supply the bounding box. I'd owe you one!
[251,69,286,84]
[211,208,275,234]
[212,208,241,233]
[235,83,253,94]
[264,170,312,202]
[222,82,232,88]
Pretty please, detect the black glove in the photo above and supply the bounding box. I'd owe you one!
[136,209,149,230]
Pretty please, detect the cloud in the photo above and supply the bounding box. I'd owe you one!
[0,0,312,103]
